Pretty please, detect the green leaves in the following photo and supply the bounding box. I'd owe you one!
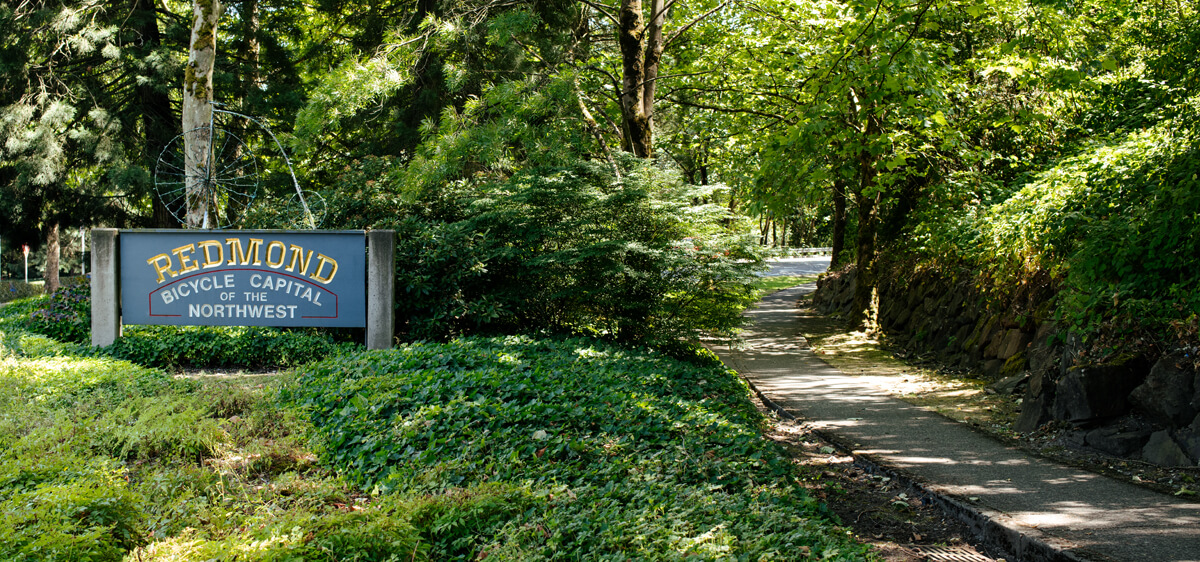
[283,336,871,559]
[293,39,420,157]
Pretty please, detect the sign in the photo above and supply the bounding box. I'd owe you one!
[119,230,367,327]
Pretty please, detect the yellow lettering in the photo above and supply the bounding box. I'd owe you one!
[172,244,200,274]
[146,253,177,284]
[286,245,314,275]
[265,240,287,268]
[225,238,264,266]
[310,254,339,284]
[198,240,224,268]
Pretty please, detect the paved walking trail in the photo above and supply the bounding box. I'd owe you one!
[713,272,1200,562]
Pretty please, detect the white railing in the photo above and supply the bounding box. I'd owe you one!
[777,247,832,257]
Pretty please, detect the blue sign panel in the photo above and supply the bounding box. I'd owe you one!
[120,230,367,327]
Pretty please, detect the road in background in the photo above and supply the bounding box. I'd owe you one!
[763,256,831,277]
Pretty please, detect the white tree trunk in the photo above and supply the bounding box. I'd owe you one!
[182,0,223,229]
[45,222,60,293]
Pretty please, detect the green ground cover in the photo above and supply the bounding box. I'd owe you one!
[0,301,871,560]
[755,276,819,297]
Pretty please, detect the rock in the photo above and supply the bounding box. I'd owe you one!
[907,280,924,308]
[960,300,980,324]
[951,324,973,353]
[1052,358,1149,425]
[930,323,955,351]
[1015,391,1051,433]
[947,290,966,316]
[1063,429,1088,448]
[974,316,1001,357]
[1141,430,1195,467]
[1060,332,1083,375]
[923,296,938,315]
[1015,369,1056,434]
[1176,428,1200,464]
[1027,368,1050,398]
[989,372,1029,395]
[890,304,912,330]
[1129,353,1198,427]
[980,359,1005,380]
[999,351,1027,379]
[1085,426,1153,457]
[983,326,1007,359]
[996,329,1033,361]
[1192,362,1200,413]
[1026,321,1060,376]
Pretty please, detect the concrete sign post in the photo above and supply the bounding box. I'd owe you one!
[91,229,120,347]
[366,230,395,350]
[91,229,394,349]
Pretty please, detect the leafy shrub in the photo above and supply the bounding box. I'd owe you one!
[0,296,45,328]
[3,277,361,370]
[483,481,852,560]
[282,336,869,560]
[101,325,361,371]
[0,280,41,303]
[913,125,1200,355]
[447,162,763,345]
[0,328,82,358]
[24,277,90,343]
[252,156,765,345]
[401,483,539,558]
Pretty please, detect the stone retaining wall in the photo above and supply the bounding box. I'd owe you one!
[812,263,1200,467]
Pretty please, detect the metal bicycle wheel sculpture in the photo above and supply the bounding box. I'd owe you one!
[155,123,260,230]
[154,102,322,230]
[282,190,327,230]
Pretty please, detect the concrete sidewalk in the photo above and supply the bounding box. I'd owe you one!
[713,286,1200,562]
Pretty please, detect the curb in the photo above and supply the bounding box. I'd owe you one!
[741,374,1108,562]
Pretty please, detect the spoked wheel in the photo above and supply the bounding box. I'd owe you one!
[154,125,260,229]
[283,190,327,229]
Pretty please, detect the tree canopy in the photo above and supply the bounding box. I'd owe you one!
[2,0,1196,346]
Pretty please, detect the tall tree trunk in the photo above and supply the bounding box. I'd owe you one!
[45,222,60,293]
[846,82,881,329]
[849,128,881,329]
[136,0,178,228]
[618,0,664,158]
[641,0,664,151]
[830,176,847,268]
[850,187,878,328]
[183,0,222,229]
[242,0,260,90]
